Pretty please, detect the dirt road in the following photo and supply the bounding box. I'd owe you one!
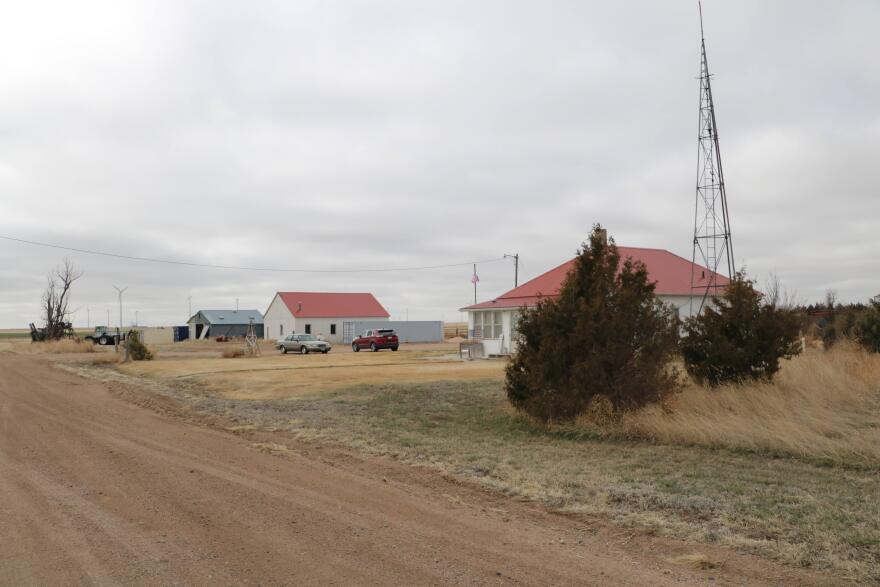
[0,354,833,585]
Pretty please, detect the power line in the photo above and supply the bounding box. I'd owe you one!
[0,235,506,274]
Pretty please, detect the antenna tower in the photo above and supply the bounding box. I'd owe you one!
[691,2,734,313]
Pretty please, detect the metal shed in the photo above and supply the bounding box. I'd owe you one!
[187,310,264,339]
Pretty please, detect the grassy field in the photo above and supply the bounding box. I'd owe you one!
[0,328,101,340]
[0,329,30,340]
[239,380,877,582]
[116,342,504,399]
[42,341,880,582]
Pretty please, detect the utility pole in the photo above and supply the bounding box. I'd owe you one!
[106,308,110,328]
[135,310,139,326]
[187,296,192,321]
[87,307,90,329]
[113,285,127,352]
[504,253,519,288]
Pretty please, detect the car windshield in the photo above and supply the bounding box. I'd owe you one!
[299,335,317,341]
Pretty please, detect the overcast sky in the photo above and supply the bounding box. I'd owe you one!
[1,0,878,328]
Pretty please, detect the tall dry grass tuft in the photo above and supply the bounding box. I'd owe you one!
[625,344,880,467]
[24,339,96,354]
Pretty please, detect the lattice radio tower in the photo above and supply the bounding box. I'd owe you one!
[691,2,735,313]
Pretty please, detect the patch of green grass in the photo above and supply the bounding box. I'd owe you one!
[236,380,879,583]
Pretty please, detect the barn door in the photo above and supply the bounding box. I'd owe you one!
[343,322,354,343]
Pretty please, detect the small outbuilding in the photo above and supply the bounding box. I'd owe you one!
[263,292,389,343]
[187,309,264,339]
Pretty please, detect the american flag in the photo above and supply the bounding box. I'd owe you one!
[471,270,480,284]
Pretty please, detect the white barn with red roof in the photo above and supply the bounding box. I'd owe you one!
[263,292,390,343]
[461,247,729,355]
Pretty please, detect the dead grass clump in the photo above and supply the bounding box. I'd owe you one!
[667,553,718,570]
[26,339,96,354]
[89,354,122,365]
[625,344,880,466]
[222,348,245,359]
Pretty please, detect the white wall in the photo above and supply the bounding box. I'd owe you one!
[263,294,294,339]
[132,327,174,345]
[659,294,707,322]
[262,295,389,343]
[467,308,520,355]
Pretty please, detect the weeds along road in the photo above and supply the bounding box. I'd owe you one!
[0,353,834,586]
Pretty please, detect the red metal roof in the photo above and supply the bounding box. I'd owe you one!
[278,292,390,318]
[462,247,729,311]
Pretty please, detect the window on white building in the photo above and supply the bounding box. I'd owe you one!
[472,311,503,339]
[472,312,483,338]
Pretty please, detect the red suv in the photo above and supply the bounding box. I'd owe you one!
[352,328,399,352]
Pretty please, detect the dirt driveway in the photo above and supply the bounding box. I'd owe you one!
[0,353,835,585]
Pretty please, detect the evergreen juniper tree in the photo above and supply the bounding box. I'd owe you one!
[505,226,680,422]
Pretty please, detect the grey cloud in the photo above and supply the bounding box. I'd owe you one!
[1,0,878,328]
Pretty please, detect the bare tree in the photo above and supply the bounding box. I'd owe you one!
[41,259,83,340]
[764,273,799,309]
[825,289,838,311]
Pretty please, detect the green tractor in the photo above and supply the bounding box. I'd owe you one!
[84,326,121,346]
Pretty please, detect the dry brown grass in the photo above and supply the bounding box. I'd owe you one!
[221,348,245,359]
[666,553,718,570]
[625,344,880,466]
[88,353,122,365]
[23,339,96,354]
[119,343,504,400]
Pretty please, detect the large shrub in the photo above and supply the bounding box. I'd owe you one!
[680,272,801,386]
[505,226,680,422]
[856,296,880,353]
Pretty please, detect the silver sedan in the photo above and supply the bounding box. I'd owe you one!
[277,334,331,354]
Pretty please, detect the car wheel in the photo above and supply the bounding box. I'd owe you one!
[99,336,109,345]
[281,346,288,354]
[322,349,329,354]
[370,343,378,352]
[391,346,398,351]
[352,343,359,352]
[300,346,309,355]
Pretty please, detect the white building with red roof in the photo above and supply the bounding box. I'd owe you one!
[461,247,728,355]
[263,292,390,343]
